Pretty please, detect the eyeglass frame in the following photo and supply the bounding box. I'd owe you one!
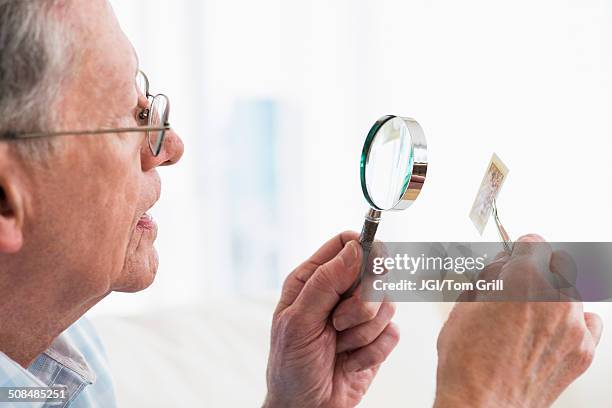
[0,71,171,157]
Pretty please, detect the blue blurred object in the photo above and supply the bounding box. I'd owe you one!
[227,99,279,294]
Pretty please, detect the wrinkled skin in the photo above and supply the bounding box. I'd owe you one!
[265,231,399,407]
[434,235,603,408]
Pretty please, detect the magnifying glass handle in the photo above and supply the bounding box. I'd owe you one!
[345,208,382,297]
[360,208,382,245]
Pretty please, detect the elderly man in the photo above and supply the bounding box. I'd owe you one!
[0,1,602,407]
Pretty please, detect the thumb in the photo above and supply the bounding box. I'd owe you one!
[584,312,604,346]
[293,240,361,320]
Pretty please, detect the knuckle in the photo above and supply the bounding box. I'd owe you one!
[359,302,379,321]
[561,304,584,329]
[274,310,302,339]
[566,322,586,344]
[354,329,373,347]
[311,264,335,289]
[386,301,398,316]
[340,230,360,243]
[385,323,401,345]
[555,301,575,317]
[572,345,595,373]
[364,347,387,367]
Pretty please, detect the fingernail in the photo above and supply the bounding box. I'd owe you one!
[340,241,358,269]
[344,358,362,373]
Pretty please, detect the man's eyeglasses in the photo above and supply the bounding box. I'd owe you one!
[0,71,171,157]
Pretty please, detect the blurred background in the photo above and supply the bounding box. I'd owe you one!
[94,0,612,406]
[99,0,612,314]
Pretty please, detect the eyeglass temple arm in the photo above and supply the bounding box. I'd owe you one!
[1,125,170,140]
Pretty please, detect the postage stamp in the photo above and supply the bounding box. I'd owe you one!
[469,153,509,235]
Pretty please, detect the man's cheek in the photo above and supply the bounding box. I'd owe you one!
[95,195,137,271]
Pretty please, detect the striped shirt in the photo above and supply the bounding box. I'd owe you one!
[0,318,117,407]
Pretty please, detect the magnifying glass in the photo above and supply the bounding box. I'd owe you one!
[348,115,428,294]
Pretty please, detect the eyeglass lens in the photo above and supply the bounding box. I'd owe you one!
[148,95,169,156]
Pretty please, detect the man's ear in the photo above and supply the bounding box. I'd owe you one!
[0,180,24,253]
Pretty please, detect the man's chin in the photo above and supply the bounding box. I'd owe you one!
[113,247,159,293]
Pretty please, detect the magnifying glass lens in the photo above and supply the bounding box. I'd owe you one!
[364,117,413,210]
[346,115,427,297]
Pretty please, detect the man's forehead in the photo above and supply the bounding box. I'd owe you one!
[66,0,132,58]
[60,0,139,122]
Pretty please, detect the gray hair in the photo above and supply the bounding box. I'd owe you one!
[0,0,73,154]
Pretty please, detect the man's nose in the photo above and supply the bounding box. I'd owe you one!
[142,130,184,170]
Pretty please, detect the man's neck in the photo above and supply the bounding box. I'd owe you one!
[0,275,105,367]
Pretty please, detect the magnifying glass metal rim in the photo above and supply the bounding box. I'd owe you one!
[360,115,397,211]
[360,115,427,211]
[345,115,428,298]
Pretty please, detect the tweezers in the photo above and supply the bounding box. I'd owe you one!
[492,199,513,254]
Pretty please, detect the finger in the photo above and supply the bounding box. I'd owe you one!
[336,302,396,353]
[490,250,509,264]
[456,262,502,302]
[503,234,553,293]
[293,240,362,319]
[479,259,505,280]
[558,292,583,311]
[276,231,360,313]
[550,250,578,286]
[333,288,382,331]
[343,323,400,373]
[462,260,507,301]
[584,312,604,346]
[343,240,388,300]
[456,289,476,302]
[550,250,583,300]
[303,231,360,268]
[511,234,552,263]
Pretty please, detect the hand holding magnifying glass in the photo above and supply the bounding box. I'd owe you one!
[346,115,428,295]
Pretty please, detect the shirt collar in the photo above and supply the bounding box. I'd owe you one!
[41,331,96,384]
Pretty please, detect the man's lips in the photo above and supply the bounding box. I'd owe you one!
[137,213,156,230]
